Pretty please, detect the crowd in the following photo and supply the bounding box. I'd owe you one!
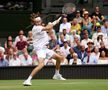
[0,1,33,11]
[0,6,108,67]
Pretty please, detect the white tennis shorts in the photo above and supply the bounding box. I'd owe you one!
[35,47,55,59]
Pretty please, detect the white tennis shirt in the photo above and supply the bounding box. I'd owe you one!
[32,25,49,50]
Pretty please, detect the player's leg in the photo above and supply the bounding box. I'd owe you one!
[23,58,44,86]
[52,52,66,80]
[30,58,44,77]
[45,48,66,80]
[23,50,45,86]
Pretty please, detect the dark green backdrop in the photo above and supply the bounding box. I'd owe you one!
[0,0,42,38]
[0,13,30,37]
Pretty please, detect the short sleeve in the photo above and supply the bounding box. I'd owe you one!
[32,26,44,34]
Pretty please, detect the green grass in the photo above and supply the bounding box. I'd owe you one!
[0,79,108,90]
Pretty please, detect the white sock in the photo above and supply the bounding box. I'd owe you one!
[55,70,60,75]
[27,75,32,81]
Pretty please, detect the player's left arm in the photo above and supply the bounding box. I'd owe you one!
[42,17,62,31]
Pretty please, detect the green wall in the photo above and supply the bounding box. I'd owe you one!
[0,13,31,38]
[0,0,42,38]
[33,0,42,12]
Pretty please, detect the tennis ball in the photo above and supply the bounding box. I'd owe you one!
[96,22,100,26]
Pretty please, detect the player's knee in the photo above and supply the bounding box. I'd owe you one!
[53,53,64,62]
[59,55,64,62]
[40,62,44,67]
[38,64,44,70]
[38,58,45,67]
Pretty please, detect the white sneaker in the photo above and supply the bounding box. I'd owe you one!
[23,80,32,86]
[53,74,66,80]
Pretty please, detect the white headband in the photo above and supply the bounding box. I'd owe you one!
[34,17,42,21]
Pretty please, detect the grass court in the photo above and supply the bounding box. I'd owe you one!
[0,79,108,90]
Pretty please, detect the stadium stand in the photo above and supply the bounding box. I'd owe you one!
[0,0,108,68]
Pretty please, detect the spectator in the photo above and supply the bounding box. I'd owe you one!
[94,32,108,48]
[6,48,21,66]
[16,34,28,55]
[47,31,58,50]
[91,6,105,21]
[27,31,33,45]
[85,39,94,52]
[78,45,87,63]
[92,26,102,42]
[19,49,32,66]
[4,36,15,55]
[0,47,8,67]
[83,48,98,64]
[71,18,81,35]
[5,2,12,10]
[73,39,81,55]
[12,2,20,10]
[66,48,75,63]
[14,30,27,46]
[100,50,107,58]
[80,8,86,17]
[99,42,108,57]
[57,34,65,47]
[69,53,82,65]
[81,32,91,48]
[91,16,101,37]
[82,11,92,34]
[82,11,91,23]
[0,46,5,56]
[69,30,77,43]
[4,36,13,49]
[71,34,80,47]
[62,29,70,43]
[80,29,89,40]
[101,20,108,37]
[98,51,108,64]
[4,1,32,11]
[59,17,71,34]
[0,3,4,11]
[92,46,100,60]
[60,39,70,57]
[75,10,83,24]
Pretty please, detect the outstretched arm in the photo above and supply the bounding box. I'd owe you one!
[42,17,62,31]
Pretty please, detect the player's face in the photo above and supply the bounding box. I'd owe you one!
[35,20,42,26]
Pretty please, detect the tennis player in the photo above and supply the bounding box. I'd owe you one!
[23,16,66,86]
